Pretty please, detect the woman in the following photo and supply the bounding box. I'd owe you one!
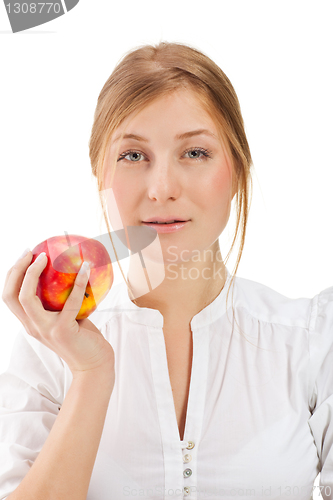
[0,42,332,500]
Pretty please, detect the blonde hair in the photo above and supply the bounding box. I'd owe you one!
[89,41,254,338]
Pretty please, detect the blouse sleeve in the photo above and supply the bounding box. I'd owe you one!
[308,286,333,500]
[0,326,70,500]
[0,287,114,499]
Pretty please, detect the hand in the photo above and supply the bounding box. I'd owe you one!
[2,250,115,379]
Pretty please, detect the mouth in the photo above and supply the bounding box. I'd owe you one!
[143,220,186,225]
[142,217,190,224]
[141,220,190,233]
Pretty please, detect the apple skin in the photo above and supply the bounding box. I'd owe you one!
[30,235,113,320]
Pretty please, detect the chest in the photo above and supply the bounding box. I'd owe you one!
[163,325,193,441]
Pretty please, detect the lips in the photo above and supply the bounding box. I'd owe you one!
[142,220,190,233]
[148,220,184,224]
[142,216,189,223]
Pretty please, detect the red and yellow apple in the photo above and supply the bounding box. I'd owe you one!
[30,234,113,320]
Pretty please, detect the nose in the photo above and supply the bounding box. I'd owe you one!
[147,158,181,202]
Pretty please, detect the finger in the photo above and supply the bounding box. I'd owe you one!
[2,251,35,327]
[2,250,45,336]
[18,252,50,325]
[2,250,33,300]
[60,261,90,324]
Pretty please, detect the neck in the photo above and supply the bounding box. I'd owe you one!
[127,241,228,323]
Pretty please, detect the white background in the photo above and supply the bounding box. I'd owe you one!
[0,3,332,494]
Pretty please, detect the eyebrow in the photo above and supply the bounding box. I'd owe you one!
[112,128,217,144]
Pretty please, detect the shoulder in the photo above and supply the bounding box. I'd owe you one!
[230,274,330,330]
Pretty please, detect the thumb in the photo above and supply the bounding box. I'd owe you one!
[60,261,90,321]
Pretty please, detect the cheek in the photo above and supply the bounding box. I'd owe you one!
[214,167,232,193]
[200,167,233,212]
[106,172,140,226]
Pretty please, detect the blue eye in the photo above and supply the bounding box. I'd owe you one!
[183,148,212,160]
[117,147,212,163]
[117,151,144,162]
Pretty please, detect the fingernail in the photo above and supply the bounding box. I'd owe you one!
[79,261,90,278]
[35,252,46,263]
[15,247,30,263]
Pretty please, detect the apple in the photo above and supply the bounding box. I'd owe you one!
[30,234,113,320]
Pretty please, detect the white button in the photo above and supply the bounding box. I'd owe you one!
[187,440,195,450]
[183,468,192,478]
[183,486,190,496]
[183,453,192,463]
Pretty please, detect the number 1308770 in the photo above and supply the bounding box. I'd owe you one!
[5,3,61,14]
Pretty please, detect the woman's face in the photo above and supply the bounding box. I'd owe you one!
[105,88,237,264]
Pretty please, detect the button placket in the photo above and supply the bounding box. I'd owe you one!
[181,440,195,497]
[178,326,209,498]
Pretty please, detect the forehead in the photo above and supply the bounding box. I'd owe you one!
[112,88,221,141]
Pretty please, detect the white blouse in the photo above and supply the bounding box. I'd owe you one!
[0,267,333,500]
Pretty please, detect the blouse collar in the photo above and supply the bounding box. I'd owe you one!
[116,266,234,330]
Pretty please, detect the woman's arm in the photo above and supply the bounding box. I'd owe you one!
[7,367,114,500]
[2,250,116,499]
